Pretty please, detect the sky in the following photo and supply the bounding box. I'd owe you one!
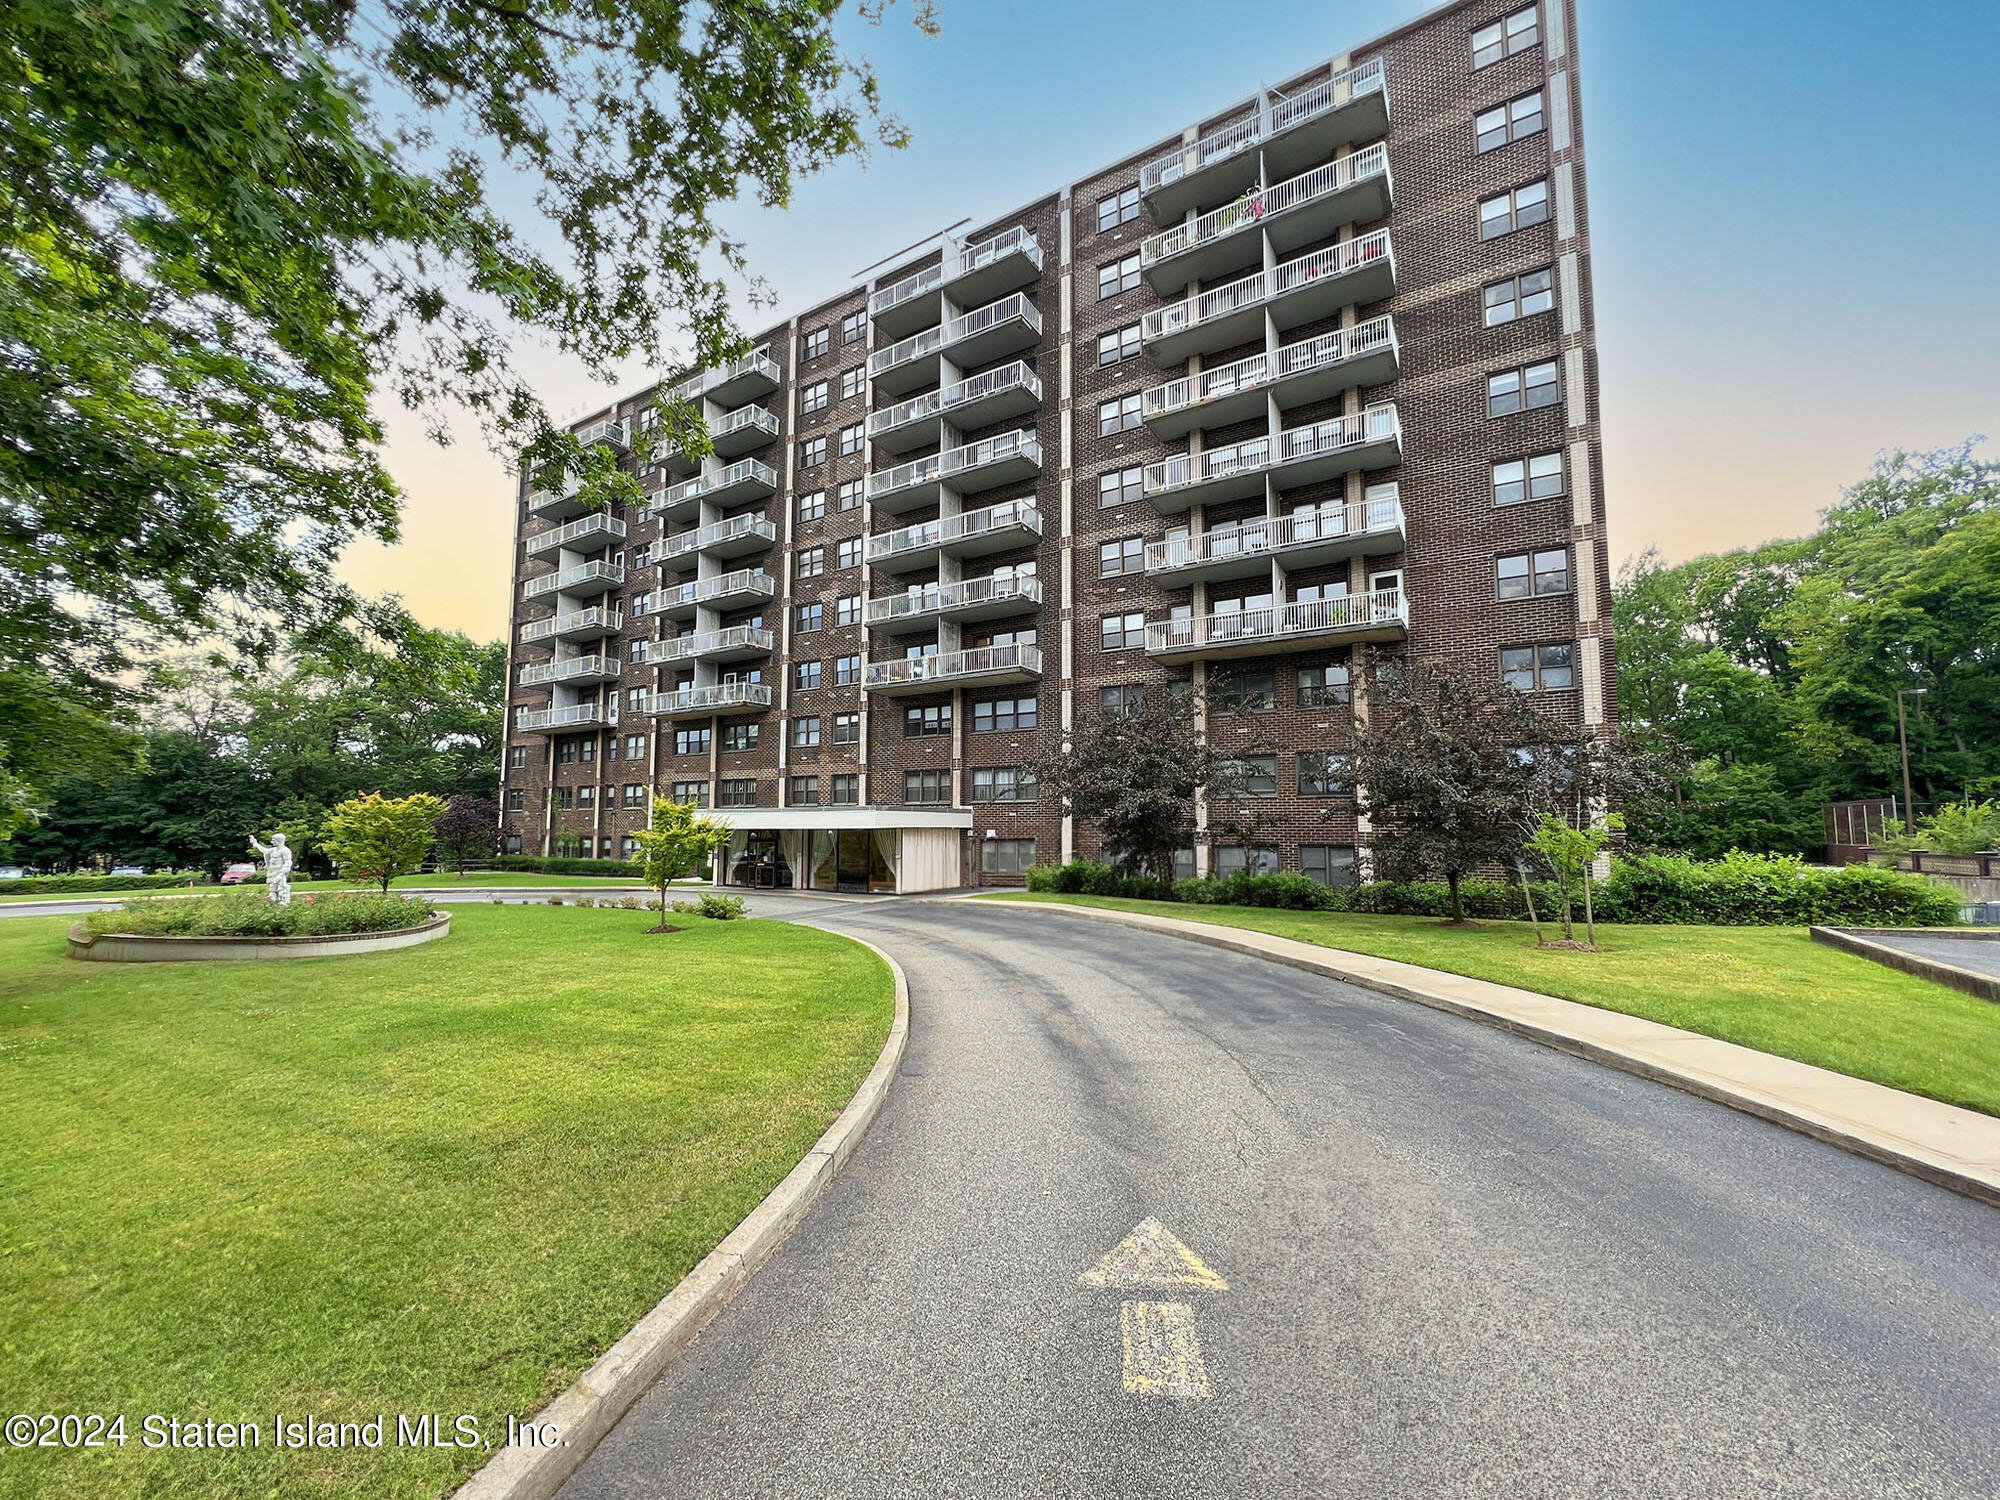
[338,0,2000,639]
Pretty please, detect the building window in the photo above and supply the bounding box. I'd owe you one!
[971,766,1037,802]
[1099,537,1145,577]
[674,726,710,756]
[604,735,620,762]
[832,773,860,805]
[804,326,830,360]
[1501,641,1576,692]
[980,838,1037,875]
[1099,683,1145,719]
[1098,466,1144,509]
[551,787,573,810]
[1479,179,1549,239]
[833,654,861,686]
[1301,845,1358,888]
[1476,90,1545,152]
[1484,267,1555,326]
[835,594,861,627]
[1100,611,1146,651]
[791,715,821,748]
[721,722,759,753]
[800,380,829,417]
[1473,4,1540,68]
[905,770,951,804]
[1097,185,1140,231]
[555,739,578,765]
[670,780,710,807]
[796,660,822,690]
[798,490,826,523]
[839,422,864,457]
[1494,451,1565,505]
[841,366,863,401]
[801,435,827,467]
[620,835,638,859]
[718,779,758,807]
[1487,360,1560,417]
[904,703,951,737]
[505,788,525,811]
[836,537,861,569]
[1297,664,1351,707]
[841,310,866,345]
[1097,323,1142,365]
[504,834,523,855]
[796,601,823,632]
[797,546,825,579]
[1497,548,1572,599]
[579,737,596,764]
[972,696,1037,732]
[1098,394,1143,437]
[1224,755,1279,797]
[833,711,860,745]
[507,745,527,769]
[624,733,647,759]
[1215,671,1276,712]
[1098,253,1141,299]
[789,775,821,806]
[1298,752,1352,798]
[623,783,647,807]
[837,479,862,510]
[1214,845,1279,876]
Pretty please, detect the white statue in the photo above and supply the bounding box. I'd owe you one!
[248,831,294,905]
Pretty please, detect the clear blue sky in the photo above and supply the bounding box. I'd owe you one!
[351,0,2000,635]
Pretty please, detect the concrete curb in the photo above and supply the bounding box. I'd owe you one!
[978,900,2000,1209]
[450,934,910,1500]
[66,911,452,962]
[1809,926,2000,1004]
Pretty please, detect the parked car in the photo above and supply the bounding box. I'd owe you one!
[111,865,147,876]
[220,862,258,885]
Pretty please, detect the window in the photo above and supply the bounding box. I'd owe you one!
[718,778,758,807]
[579,737,596,764]
[971,766,1037,801]
[604,735,620,762]
[1097,185,1140,231]
[1097,323,1142,365]
[1298,664,1352,707]
[1224,755,1279,797]
[835,594,861,627]
[507,745,527,769]
[800,380,829,417]
[720,722,759,753]
[841,310,865,345]
[1099,683,1145,719]
[1472,4,1539,68]
[789,775,821,806]
[505,788,525,810]
[798,489,826,523]
[671,781,710,807]
[1101,611,1146,651]
[832,773,860,805]
[674,726,710,756]
[1487,360,1560,417]
[624,733,647,760]
[841,366,864,401]
[1493,451,1565,505]
[1484,267,1555,326]
[1476,90,1545,152]
[797,546,825,579]
[1098,394,1143,436]
[620,835,638,859]
[1098,466,1144,509]
[973,696,1037,732]
[1215,845,1278,877]
[796,602,823,632]
[801,435,827,467]
[1298,752,1352,797]
[905,770,951,804]
[555,739,577,765]
[1099,537,1145,577]
[839,423,864,457]
[1501,641,1576,691]
[837,479,863,510]
[981,838,1038,875]
[833,711,860,745]
[836,537,861,569]
[834,654,861,686]
[791,715,821,748]
[1215,671,1276,712]
[623,783,647,807]
[796,660,823,690]
[1479,179,1549,239]
[504,834,523,855]
[904,703,951,737]
[1301,845,1358,888]
[551,786,573,810]
[1497,548,1571,599]
[1098,253,1141,299]
[806,326,831,360]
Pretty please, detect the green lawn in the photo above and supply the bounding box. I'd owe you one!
[0,905,892,1499]
[994,895,2000,1118]
[0,872,652,904]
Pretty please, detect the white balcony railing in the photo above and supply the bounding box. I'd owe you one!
[869,262,945,322]
[527,480,580,514]
[635,567,775,616]
[517,701,616,732]
[1281,403,1400,465]
[665,348,782,405]
[1145,493,1404,574]
[865,499,1043,565]
[576,417,629,449]
[522,560,626,599]
[863,576,1043,627]
[949,225,1042,281]
[525,511,627,554]
[713,404,780,443]
[1145,435,1272,499]
[1142,231,1393,344]
[1142,404,1399,499]
[869,323,945,380]
[643,682,774,716]
[1141,143,1390,268]
[1142,317,1397,423]
[659,514,778,563]
[518,654,621,687]
[646,627,775,664]
[1146,588,1407,654]
[519,607,623,643]
[861,643,1043,691]
[866,429,1041,502]
[867,361,1042,439]
[1138,57,1386,196]
[655,457,779,512]
[948,291,1040,347]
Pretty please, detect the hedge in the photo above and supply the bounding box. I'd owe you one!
[84,892,437,938]
[490,855,645,879]
[0,872,203,895]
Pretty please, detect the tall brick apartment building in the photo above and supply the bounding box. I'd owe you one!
[498,0,1616,893]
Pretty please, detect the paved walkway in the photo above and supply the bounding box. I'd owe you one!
[1863,931,2000,981]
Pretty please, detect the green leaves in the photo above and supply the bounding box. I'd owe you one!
[632,797,732,896]
[322,791,448,891]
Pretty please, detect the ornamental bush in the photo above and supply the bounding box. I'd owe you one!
[490,855,645,878]
[1594,852,1960,927]
[0,872,198,895]
[84,893,436,938]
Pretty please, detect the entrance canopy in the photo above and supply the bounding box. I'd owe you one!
[712,806,972,894]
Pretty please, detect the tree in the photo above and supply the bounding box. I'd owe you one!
[1524,812,1624,948]
[631,799,732,931]
[433,796,500,873]
[321,793,446,892]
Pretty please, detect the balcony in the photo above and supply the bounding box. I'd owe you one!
[1145,491,1404,586]
[637,567,776,622]
[866,499,1043,575]
[869,293,1043,398]
[1142,404,1400,511]
[860,643,1044,697]
[1141,231,1395,367]
[518,653,622,687]
[645,681,775,719]
[1142,317,1398,439]
[864,576,1044,635]
[869,262,945,342]
[577,417,629,452]
[1141,143,1392,294]
[1140,58,1388,220]
[520,607,624,645]
[658,514,778,565]
[1146,588,1409,662]
[524,510,628,558]
[866,429,1042,516]
[675,349,782,410]
[522,560,626,600]
[526,479,589,522]
[944,225,1043,309]
[647,626,775,666]
[651,457,779,521]
[711,404,781,458]
[517,701,617,734]
[867,361,1042,456]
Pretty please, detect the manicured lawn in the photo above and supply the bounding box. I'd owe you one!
[994,895,2000,1118]
[0,873,651,904]
[0,905,891,1499]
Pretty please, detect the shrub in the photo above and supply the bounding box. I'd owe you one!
[83,893,435,938]
[1595,851,1959,927]
[1170,873,1335,910]
[696,893,747,921]
[491,855,644,878]
[1,872,200,895]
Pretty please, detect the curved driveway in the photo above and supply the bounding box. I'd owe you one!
[563,895,1999,1499]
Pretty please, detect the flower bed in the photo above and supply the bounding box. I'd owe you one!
[69,893,449,962]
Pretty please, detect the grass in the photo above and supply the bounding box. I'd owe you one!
[0,872,652,904]
[993,894,2000,1118]
[0,904,892,1499]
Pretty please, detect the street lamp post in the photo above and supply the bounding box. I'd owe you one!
[1896,687,1928,834]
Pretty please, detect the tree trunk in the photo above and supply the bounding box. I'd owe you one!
[1582,865,1597,948]
[1517,864,1544,944]
[1447,870,1465,923]
[1558,874,1574,942]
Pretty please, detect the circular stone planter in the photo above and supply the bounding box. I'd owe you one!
[67,911,450,963]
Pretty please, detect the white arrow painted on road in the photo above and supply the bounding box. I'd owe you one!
[1081,1219,1228,1400]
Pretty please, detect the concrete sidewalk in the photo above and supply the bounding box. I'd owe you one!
[977,899,2000,1208]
